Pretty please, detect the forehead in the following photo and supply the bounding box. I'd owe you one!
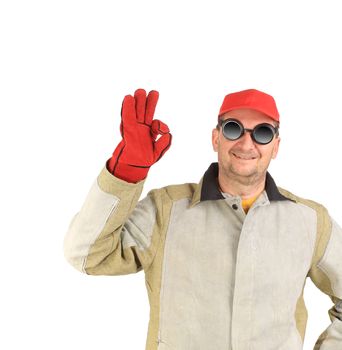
[221,108,275,126]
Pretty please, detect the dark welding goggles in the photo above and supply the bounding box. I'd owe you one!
[218,118,279,145]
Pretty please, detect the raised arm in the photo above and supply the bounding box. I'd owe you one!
[63,88,172,275]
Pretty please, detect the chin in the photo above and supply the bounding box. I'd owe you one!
[231,166,258,178]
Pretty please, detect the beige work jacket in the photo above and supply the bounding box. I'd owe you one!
[64,162,342,349]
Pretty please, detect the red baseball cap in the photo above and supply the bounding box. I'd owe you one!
[218,89,280,122]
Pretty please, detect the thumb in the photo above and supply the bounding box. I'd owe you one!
[151,119,170,141]
[153,133,172,162]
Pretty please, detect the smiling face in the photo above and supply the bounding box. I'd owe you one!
[212,108,281,186]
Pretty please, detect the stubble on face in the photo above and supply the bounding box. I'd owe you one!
[217,139,269,187]
[218,148,271,187]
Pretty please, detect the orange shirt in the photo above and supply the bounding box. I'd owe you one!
[241,195,259,213]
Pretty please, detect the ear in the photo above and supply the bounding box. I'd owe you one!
[212,128,219,152]
[271,136,281,159]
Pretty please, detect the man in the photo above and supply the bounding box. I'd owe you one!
[64,88,342,349]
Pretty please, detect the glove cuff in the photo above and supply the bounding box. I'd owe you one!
[106,157,150,183]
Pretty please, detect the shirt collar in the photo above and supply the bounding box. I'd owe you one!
[190,162,293,207]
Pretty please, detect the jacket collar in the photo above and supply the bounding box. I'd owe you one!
[190,162,292,207]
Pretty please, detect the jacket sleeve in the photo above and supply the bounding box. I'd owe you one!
[63,165,163,276]
[308,209,342,349]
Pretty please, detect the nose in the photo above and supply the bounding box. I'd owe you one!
[236,130,256,149]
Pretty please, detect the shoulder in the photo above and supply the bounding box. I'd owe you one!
[147,182,198,202]
[278,187,333,264]
[277,186,330,218]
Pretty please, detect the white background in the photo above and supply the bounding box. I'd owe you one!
[1,0,341,349]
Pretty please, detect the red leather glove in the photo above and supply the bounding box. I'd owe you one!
[106,88,172,183]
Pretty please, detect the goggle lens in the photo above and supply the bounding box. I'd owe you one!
[223,121,242,140]
[253,125,275,144]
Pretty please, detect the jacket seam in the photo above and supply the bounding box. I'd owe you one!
[316,263,337,296]
[83,195,121,274]
[156,198,178,344]
[144,190,171,274]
